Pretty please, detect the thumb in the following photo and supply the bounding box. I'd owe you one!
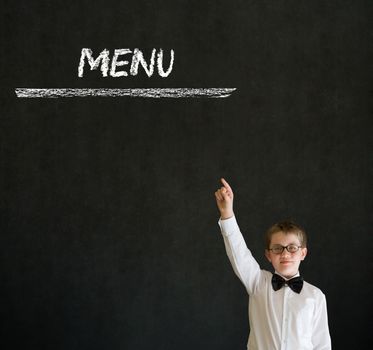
[221,188,231,201]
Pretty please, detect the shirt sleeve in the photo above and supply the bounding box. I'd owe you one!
[218,216,261,295]
[312,292,332,350]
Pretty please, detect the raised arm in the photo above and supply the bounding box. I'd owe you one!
[215,179,261,294]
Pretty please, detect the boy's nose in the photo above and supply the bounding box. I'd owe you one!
[281,248,291,257]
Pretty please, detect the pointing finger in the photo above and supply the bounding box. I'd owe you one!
[221,178,233,193]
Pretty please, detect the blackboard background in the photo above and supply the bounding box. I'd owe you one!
[1,1,372,349]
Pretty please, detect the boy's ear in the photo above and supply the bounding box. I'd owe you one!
[265,249,271,262]
[300,247,308,260]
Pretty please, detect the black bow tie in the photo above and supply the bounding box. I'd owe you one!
[271,274,304,294]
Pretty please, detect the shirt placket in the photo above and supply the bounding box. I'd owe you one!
[280,285,290,350]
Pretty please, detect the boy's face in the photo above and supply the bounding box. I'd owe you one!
[265,231,307,279]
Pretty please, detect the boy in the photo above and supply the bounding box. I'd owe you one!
[215,178,331,350]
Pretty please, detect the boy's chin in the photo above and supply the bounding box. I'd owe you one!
[276,265,299,278]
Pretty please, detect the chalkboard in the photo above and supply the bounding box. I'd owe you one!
[1,1,372,349]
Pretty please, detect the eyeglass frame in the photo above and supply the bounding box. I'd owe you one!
[268,244,303,254]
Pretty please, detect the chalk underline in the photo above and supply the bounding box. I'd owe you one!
[15,88,236,98]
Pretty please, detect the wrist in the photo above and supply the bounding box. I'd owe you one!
[220,210,234,220]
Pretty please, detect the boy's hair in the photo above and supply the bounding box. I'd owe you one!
[265,220,307,249]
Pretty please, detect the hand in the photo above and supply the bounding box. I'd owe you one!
[215,178,234,219]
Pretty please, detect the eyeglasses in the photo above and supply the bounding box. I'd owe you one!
[268,244,302,254]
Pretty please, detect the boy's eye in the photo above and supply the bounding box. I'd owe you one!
[287,244,299,252]
[271,245,284,254]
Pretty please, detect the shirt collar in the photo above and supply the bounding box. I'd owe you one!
[274,271,300,281]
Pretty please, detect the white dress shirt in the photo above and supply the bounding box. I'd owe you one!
[219,216,331,350]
